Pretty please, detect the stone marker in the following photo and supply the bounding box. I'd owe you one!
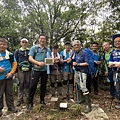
[60,103,67,109]
[50,97,59,110]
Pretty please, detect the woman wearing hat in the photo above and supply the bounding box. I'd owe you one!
[50,44,63,97]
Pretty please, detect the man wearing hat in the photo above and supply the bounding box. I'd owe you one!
[109,34,120,109]
[50,44,63,97]
[60,41,74,99]
[14,38,32,106]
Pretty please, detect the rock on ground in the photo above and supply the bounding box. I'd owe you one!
[85,104,109,120]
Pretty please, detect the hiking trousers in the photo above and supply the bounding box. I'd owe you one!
[62,71,74,97]
[115,72,120,100]
[28,70,48,104]
[86,74,99,93]
[75,71,88,94]
[50,74,62,96]
[0,77,15,110]
[18,69,31,101]
[108,68,118,98]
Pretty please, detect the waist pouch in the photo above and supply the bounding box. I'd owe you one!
[19,61,31,72]
[34,65,44,69]
[76,68,85,73]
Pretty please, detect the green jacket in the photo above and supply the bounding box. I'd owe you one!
[103,48,113,72]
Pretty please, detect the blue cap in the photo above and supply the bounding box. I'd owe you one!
[112,34,120,46]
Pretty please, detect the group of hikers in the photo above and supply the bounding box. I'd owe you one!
[0,33,120,117]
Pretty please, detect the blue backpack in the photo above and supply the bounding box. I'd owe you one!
[72,48,95,75]
[83,48,95,75]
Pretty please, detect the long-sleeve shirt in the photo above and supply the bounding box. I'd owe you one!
[104,48,113,72]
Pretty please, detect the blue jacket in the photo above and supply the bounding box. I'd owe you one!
[0,50,15,80]
[60,50,73,72]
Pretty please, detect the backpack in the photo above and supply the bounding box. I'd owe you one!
[74,48,94,75]
[84,48,95,75]
[15,49,30,62]
[33,45,51,69]
[15,48,32,71]
[33,45,49,58]
[0,50,14,63]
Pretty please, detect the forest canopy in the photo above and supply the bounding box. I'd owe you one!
[0,0,119,51]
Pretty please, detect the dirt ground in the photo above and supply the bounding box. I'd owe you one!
[91,89,120,120]
[1,85,120,120]
[14,89,120,120]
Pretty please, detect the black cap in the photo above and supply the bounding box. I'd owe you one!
[52,44,59,49]
[64,41,71,45]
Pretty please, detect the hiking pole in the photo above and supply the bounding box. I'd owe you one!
[72,58,76,101]
[73,73,76,101]
[76,83,79,104]
[54,54,59,97]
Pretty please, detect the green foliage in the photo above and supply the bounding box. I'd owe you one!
[0,0,119,52]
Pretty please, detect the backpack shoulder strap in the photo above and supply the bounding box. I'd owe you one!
[15,48,20,62]
[34,45,39,53]
[32,44,39,58]
[33,45,48,58]
[44,46,48,51]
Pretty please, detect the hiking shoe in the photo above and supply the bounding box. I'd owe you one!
[113,98,118,103]
[69,94,74,99]
[62,94,67,99]
[115,105,120,109]
[84,105,92,113]
[40,101,46,106]
[16,101,22,106]
[27,104,33,112]
[8,107,18,113]
[106,95,114,99]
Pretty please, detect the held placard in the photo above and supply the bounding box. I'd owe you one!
[45,58,54,65]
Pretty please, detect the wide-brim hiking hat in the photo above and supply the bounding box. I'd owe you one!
[112,34,120,46]
[64,41,71,45]
[21,38,28,42]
